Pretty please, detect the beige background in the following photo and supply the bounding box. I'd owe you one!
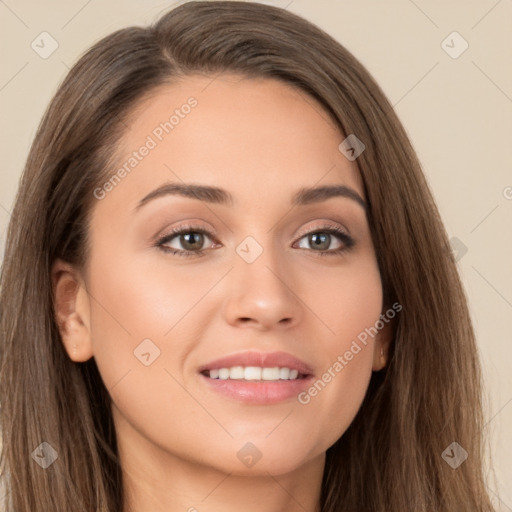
[1,0,511,509]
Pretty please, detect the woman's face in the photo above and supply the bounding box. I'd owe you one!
[56,74,391,476]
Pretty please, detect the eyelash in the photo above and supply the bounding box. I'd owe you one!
[155,223,355,258]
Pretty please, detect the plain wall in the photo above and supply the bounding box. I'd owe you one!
[1,0,511,509]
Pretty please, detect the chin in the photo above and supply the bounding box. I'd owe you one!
[199,438,323,477]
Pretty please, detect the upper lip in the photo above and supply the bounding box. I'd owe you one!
[199,350,314,376]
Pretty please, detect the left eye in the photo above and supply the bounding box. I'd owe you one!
[295,231,343,251]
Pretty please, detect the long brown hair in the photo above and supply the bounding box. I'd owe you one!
[0,2,495,510]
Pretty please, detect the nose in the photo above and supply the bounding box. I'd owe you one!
[222,238,303,331]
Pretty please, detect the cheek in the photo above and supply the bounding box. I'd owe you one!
[84,246,173,388]
[87,244,208,345]
[85,248,213,447]
[300,249,383,349]
[85,243,226,408]
[293,255,382,447]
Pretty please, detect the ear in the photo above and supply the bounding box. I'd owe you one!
[372,313,395,372]
[51,259,93,362]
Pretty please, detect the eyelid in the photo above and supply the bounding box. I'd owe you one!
[294,220,351,239]
[157,221,217,239]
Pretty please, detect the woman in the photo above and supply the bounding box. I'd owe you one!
[0,1,496,511]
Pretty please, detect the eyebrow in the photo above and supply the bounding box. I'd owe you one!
[134,182,367,212]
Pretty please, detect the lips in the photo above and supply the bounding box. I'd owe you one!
[198,350,315,405]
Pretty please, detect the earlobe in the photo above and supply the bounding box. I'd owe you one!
[372,316,394,371]
[51,259,93,362]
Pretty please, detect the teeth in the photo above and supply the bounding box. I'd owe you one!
[230,366,245,379]
[206,366,303,381]
[279,367,290,379]
[261,367,280,380]
[245,366,262,380]
[218,368,230,380]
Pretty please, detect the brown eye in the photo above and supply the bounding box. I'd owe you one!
[156,225,217,257]
[177,232,206,251]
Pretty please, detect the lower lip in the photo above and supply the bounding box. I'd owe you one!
[199,373,314,405]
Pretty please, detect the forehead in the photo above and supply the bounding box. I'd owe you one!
[95,73,365,216]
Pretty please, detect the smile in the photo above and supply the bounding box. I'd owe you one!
[198,351,314,404]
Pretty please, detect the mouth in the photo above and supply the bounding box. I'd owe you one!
[198,351,314,404]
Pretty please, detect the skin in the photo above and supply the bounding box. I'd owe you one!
[52,74,393,512]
